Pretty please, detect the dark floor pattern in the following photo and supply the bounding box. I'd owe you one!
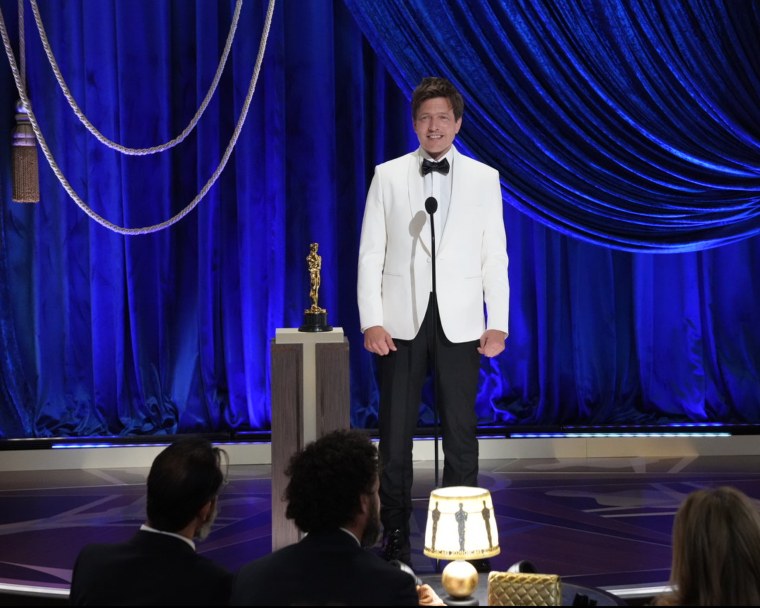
[2,453,760,604]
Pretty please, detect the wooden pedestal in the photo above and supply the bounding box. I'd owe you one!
[270,328,350,550]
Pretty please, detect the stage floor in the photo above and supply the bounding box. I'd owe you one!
[3,453,760,604]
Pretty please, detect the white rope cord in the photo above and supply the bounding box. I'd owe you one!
[28,0,243,155]
[0,0,276,235]
[17,0,23,91]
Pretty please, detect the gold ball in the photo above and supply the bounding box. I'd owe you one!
[441,560,479,598]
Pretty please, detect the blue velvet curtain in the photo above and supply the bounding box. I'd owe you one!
[346,0,760,252]
[0,0,412,438]
[0,0,759,440]
[344,0,760,428]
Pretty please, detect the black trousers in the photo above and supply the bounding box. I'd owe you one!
[376,295,481,538]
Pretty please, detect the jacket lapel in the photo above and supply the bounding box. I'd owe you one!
[407,152,431,254]
[439,147,463,255]
[435,145,464,257]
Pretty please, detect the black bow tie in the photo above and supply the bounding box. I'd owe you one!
[421,158,450,176]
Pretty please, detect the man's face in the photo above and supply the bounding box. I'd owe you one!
[360,479,382,548]
[413,97,462,160]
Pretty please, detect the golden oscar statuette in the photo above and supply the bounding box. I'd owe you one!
[299,242,333,332]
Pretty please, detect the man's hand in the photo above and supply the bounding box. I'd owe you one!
[416,584,446,606]
[363,326,397,356]
[477,329,507,358]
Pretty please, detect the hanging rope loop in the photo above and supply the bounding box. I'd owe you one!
[0,0,277,234]
[28,0,245,156]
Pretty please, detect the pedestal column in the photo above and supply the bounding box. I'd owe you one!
[270,327,350,549]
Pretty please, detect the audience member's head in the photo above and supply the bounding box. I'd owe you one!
[656,485,760,606]
[146,436,229,540]
[285,429,380,547]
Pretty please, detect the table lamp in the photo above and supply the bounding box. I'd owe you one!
[423,486,500,606]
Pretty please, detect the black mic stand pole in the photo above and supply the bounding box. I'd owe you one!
[424,197,440,489]
[425,196,442,575]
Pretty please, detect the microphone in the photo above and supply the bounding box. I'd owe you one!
[425,197,437,295]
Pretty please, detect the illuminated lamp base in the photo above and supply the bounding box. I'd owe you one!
[441,560,480,606]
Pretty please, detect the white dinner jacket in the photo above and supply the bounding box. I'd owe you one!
[357,146,509,343]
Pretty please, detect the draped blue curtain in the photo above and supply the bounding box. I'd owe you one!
[0,0,413,438]
[345,0,760,251]
[344,0,760,428]
[1,0,759,440]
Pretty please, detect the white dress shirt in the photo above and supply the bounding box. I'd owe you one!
[420,147,454,237]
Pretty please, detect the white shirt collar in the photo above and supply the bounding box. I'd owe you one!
[419,145,455,164]
[140,523,196,551]
[339,527,361,546]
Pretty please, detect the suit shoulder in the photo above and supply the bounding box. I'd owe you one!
[73,540,128,562]
[353,547,416,580]
[457,152,499,178]
[348,551,419,603]
[193,552,232,576]
[375,152,415,174]
[235,543,298,578]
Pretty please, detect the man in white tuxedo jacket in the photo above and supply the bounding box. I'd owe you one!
[357,77,509,566]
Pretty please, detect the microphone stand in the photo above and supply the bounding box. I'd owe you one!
[424,197,440,489]
[425,196,442,575]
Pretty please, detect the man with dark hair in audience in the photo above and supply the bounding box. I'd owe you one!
[230,429,439,606]
[69,436,232,605]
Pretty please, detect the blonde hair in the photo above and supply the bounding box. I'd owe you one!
[656,486,760,606]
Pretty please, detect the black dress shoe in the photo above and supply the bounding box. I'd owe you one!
[381,528,411,567]
[467,558,492,573]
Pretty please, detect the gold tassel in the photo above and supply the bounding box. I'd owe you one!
[12,99,39,203]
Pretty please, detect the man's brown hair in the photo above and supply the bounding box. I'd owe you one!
[411,77,464,121]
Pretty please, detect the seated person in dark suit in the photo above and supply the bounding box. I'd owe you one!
[230,429,429,606]
[69,436,232,605]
